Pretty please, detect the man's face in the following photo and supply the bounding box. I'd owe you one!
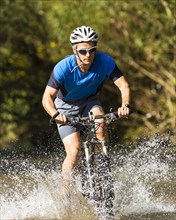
[73,42,96,66]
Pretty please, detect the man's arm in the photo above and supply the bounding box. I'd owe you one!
[42,86,67,123]
[42,86,58,117]
[114,76,131,117]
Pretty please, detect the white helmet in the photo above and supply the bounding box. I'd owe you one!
[70,26,98,44]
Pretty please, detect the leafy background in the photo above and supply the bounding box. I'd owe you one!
[0,0,175,152]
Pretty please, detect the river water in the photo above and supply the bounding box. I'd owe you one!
[1,136,176,220]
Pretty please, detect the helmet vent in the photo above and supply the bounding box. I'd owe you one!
[70,26,98,44]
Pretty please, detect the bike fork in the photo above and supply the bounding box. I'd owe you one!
[101,140,109,157]
[83,141,95,200]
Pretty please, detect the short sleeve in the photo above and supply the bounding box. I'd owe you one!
[109,64,123,81]
[47,72,61,89]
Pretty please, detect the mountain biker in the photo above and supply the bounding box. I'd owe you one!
[42,26,130,174]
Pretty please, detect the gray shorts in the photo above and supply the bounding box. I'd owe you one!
[54,96,102,140]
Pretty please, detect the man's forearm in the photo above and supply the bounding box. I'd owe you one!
[121,86,130,106]
[114,76,130,106]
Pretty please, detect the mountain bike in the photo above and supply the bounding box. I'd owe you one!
[50,110,126,220]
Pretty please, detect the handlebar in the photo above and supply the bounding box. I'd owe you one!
[49,104,137,126]
[68,112,119,125]
[50,111,122,126]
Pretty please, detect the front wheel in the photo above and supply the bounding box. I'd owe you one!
[93,152,115,220]
[78,146,115,219]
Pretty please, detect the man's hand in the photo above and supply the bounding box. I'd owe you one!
[55,114,68,124]
[117,104,130,118]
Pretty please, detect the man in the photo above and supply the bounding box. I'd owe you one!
[42,26,130,174]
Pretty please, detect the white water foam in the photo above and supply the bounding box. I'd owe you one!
[1,137,176,219]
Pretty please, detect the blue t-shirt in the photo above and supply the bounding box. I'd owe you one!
[48,52,123,101]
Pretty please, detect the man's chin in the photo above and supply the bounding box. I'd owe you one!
[83,60,92,65]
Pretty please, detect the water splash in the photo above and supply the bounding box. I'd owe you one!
[112,136,176,218]
[1,136,176,220]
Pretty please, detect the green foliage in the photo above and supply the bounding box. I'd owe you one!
[0,0,175,149]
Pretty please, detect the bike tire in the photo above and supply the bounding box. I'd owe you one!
[93,152,115,220]
[79,149,115,220]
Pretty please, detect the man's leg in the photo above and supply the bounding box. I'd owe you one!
[62,131,81,173]
[90,107,108,141]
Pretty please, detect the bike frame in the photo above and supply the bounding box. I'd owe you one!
[50,110,118,196]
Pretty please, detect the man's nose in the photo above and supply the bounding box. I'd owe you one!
[85,51,91,57]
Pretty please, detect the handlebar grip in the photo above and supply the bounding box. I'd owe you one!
[125,104,134,114]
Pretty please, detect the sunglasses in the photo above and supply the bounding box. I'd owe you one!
[76,46,96,55]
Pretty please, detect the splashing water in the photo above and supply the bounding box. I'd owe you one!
[1,136,176,220]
